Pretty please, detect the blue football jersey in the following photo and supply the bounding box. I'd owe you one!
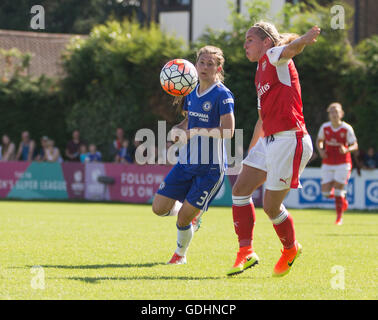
[179,81,234,173]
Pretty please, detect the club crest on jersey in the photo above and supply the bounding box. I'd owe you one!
[158,182,165,190]
[202,101,212,112]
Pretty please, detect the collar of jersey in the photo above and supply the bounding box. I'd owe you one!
[196,81,221,98]
[328,121,345,131]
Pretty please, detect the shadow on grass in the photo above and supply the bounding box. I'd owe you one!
[26,262,165,269]
[63,275,225,283]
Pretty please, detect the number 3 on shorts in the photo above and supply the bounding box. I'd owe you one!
[196,191,209,207]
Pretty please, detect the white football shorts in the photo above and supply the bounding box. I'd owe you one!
[321,163,351,185]
[242,130,313,191]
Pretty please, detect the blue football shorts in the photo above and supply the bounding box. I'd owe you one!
[156,163,225,212]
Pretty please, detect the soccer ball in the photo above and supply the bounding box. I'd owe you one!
[160,59,198,96]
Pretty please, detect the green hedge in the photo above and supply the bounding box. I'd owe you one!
[0,75,68,151]
[61,20,187,160]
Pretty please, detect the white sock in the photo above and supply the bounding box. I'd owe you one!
[175,223,193,257]
[334,189,346,197]
[232,194,253,206]
[271,207,289,225]
[160,201,182,217]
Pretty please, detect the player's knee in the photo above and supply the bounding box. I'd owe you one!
[232,183,247,197]
[263,203,280,218]
[176,216,187,228]
[152,202,165,216]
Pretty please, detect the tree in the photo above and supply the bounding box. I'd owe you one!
[0,0,144,34]
[61,19,187,160]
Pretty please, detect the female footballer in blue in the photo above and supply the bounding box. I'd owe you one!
[152,46,235,264]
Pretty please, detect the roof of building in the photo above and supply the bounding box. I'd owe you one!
[0,29,87,78]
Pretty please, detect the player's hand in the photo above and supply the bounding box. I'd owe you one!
[339,145,349,154]
[302,26,321,45]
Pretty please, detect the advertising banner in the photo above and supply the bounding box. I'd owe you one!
[0,161,68,200]
[0,162,30,198]
[105,164,171,203]
[84,163,109,201]
[62,162,85,199]
[284,168,378,210]
[1,163,376,210]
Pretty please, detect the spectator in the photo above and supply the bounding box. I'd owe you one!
[115,139,133,163]
[109,127,125,160]
[44,139,62,163]
[65,130,82,161]
[352,149,364,176]
[363,147,378,169]
[87,144,102,162]
[16,131,35,161]
[79,144,88,163]
[34,136,49,162]
[0,134,16,161]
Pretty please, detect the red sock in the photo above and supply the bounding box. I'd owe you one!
[272,213,296,249]
[232,203,256,248]
[335,196,343,220]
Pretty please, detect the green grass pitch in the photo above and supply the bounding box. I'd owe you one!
[0,201,376,300]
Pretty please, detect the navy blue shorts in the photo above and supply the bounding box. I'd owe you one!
[156,164,225,211]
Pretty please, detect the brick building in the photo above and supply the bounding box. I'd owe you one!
[343,0,378,44]
[0,29,85,78]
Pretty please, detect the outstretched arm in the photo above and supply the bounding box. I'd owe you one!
[280,26,321,60]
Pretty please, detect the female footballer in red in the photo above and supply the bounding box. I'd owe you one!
[316,102,358,225]
[227,21,320,277]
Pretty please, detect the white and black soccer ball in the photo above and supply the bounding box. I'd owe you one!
[160,59,198,96]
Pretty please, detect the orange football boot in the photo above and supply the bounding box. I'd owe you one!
[273,241,302,277]
[227,246,259,276]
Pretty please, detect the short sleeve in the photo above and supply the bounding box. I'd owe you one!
[346,125,357,144]
[219,90,234,115]
[317,124,325,140]
[266,45,289,66]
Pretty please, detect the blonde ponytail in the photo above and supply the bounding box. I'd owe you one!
[252,21,299,47]
[173,96,186,115]
[277,33,300,46]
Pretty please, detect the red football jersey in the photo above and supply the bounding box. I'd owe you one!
[317,121,357,165]
[255,46,307,136]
